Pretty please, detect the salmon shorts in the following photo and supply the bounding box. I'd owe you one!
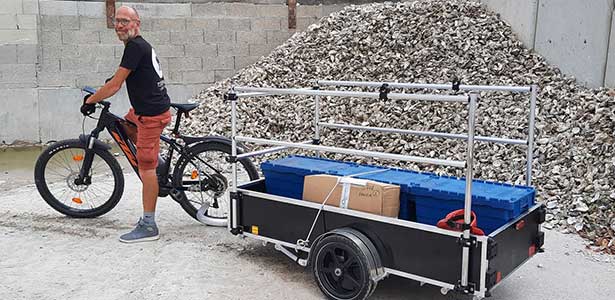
[124,108,172,170]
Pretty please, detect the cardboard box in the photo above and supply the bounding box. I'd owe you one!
[302,174,400,218]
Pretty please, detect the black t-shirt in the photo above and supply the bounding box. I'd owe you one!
[120,36,170,116]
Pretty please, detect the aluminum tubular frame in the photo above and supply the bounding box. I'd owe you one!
[316,79,531,93]
[316,80,537,185]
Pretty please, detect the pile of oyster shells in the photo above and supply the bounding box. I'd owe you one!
[184,0,614,251]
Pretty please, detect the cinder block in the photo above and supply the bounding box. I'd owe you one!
[186,18,218,31]
[182,70,215,84]
[153,44,185,58]
[0,15,17,29]
[94,58,121,73]
[166,84,210,103]
[59,58,91,72]
[322,4,347,16]
[482,0,538,48]
[0,64,36,84]
[204,30,235,43]
[114,45,125,58]
[59,16,80,30]
[17,14,37,30]
[37,88,84,142]
[167,57,202,71]
[297,5,323,18]
[42,44,80,62]
[0,0,22,14]
[40,16,60,31]
[214,69,235,82]
[140,31,171,45]
[0,45,17,64]
[237,31,267,44]
[169,30,203,44]
[226,3,258,18]
[62,30,100,44]
[137,19,154,32]
[164,70,182,84]
[234,55,261,69]
[256,5,287,17]
[535,0,613,88]
[37,71,76,87]
[192,3,227,17]
[185,44,217,57]
[218,43,249,56]
[77,45,115,59]
[152,18,186,31]
[251,18,282,31]
[77,1,105,17]
[296,17,319,30]
[0,88,38,144]
[17,44,37,64]
[74,72,112,87]
[218,18,251,31]
[266,30,293,44]
[41,30,61,44]
[0,82,36,89]
[40,0,78,16]
[38,60,60,73]
[23,0,40,15]
[604,11,615,87]
[249,44,275,57]
[100,30,123,44]
[79,17,107,31]
[203,56,234,70]
[129,3,191,18]
[0,29,37,44]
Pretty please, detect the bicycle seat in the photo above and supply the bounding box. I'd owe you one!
[170,103,199,113]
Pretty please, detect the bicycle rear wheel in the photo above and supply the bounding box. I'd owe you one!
[34,139,124,218]
[171,141,258,224]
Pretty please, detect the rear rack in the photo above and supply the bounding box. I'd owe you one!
[226,80,538,292]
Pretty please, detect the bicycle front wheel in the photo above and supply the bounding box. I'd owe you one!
[34,139,125,218]
[172,141,258,223]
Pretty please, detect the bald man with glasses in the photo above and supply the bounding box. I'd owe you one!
[83,6,171,243]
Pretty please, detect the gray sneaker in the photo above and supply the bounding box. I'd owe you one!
[119,218,159,243]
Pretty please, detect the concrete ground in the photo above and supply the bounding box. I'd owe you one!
[0,161,614,299]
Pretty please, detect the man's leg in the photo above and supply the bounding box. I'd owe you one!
[140,168,158,212]
[119,111,170,243]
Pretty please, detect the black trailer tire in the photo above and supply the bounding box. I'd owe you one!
[312,234,375,300]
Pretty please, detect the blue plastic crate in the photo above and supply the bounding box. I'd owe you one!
[260,155,535,230]
[412,175,535,234]
[261,156,430,220]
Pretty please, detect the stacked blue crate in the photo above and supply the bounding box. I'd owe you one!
[413,175,535,234]
[260,155,536,233]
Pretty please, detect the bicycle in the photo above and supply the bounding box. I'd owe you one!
[34,86,259,226]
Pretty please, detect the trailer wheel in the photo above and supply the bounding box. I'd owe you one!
[312,234,375,300]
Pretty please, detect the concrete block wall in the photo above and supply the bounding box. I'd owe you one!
[0,0,39,144]
[1,0,342,144]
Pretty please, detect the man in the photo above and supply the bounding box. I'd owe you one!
[82,6,171,243]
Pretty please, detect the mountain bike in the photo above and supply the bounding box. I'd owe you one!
[34,86,258,226]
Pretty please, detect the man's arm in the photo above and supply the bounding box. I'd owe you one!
[86,67,132,104]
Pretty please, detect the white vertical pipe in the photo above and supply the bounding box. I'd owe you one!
[461,93,478,288]
[526,85,538,186]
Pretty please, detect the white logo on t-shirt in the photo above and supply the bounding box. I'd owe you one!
[152,48,163,78]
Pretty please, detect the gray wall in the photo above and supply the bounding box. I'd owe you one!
[0,0,345,144]
[1,0,614,144]
[482,0,615,88]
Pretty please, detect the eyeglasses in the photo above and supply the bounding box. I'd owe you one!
[113,18,138,26]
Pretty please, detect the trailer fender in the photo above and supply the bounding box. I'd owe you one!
[309,228,386,282]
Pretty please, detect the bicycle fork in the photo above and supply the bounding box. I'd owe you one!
[75,135,99,185]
